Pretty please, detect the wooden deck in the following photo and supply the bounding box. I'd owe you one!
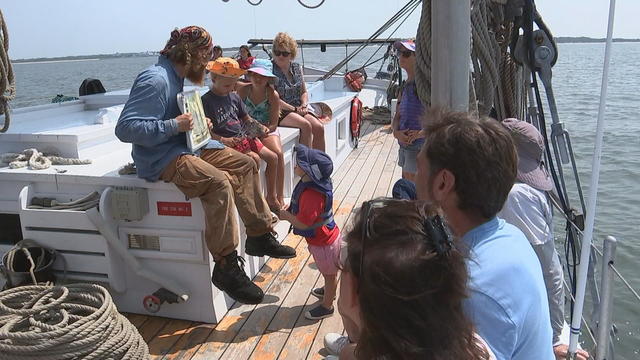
[125,120,401,360]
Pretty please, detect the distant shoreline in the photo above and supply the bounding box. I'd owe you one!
[555,36,640,44]
[14,58,100,65]
[10,38,640,63]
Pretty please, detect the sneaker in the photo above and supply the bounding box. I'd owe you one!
[305,305,334,320]
[324,333,350,356]
[324,356,338,360]
[245,232,296,259]
[211,250,264,304]
[311,287,325,299]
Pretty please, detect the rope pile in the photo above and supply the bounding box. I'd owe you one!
[0,9,15,133]
[414,0,432,108]
[1,149,92,170]
[0,284,149,359]
[415,0,527,120]
[27,191,100,211]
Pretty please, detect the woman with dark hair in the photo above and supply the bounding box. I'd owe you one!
[212,45,223,61]
[325,199,494,360]
[237,45,255,70]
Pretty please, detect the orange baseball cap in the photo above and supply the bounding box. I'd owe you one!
[206,57,247,78]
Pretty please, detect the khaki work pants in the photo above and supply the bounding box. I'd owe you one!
[160,148,275,260]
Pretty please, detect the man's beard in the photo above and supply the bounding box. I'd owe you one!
[186,62,206,85]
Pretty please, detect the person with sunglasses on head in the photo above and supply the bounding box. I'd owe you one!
[498,119,589,360]
[277,144,341,321]
[324,199,495,360]
[237,59,286,210]
[116,27,296,307]
[391,39,425,183]
[413,108,554,360]
[271,32,326,151]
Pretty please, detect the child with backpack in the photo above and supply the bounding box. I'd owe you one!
[277,144,341,320]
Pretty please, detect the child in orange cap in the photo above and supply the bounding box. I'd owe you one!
[202,57,281,210]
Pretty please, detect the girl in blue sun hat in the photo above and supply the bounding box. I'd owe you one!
[237,58,285,209]
[277,144,342,321]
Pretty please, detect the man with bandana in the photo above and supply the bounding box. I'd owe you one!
[116,26,296,305]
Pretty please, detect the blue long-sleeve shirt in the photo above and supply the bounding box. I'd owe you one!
[115,56,188,181]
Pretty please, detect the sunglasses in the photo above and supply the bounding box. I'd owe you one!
[358,198,389,280]
[398,50,414,58]
[357,198,453,281]
[273,49,291,57]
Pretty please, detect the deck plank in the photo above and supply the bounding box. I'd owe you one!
[147,320,193,359]
[219,242,313,360]
[373,128,399,198]
[125,313,149,328]
[138,316,173,343]
[249,255,321,360]
[186,234,305,360]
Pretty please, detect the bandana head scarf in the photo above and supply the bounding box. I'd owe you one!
[160,26,213,58]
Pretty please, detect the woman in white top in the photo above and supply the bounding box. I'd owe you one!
[324,199,495,360]
[499,118,589,360]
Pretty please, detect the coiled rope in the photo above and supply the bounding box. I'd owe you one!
[0,149,92,170]
[0,284,149,360]
[0,9,15,133]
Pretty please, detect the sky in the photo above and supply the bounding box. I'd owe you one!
[3,0,639,60]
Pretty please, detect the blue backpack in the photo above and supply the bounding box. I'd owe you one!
[288,180,336,238]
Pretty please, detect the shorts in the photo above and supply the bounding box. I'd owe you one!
[308,235,342,276]
[397,142,421,174]
[278,109,295,123]
[232,137,264,154]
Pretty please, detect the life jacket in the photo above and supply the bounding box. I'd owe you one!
[344,70,366,92]
[288,180,336,238]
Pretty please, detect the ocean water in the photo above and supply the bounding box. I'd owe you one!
[9,43,640,357]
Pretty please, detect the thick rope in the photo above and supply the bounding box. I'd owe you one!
[1,149,92,170]
[415,0,526,120]
[0,9,15,133]
[0,284,149,359]
[414,0,432,108]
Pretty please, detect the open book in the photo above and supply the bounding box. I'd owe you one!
[177,90,211,152]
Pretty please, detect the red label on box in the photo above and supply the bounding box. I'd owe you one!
[157,202,192,216]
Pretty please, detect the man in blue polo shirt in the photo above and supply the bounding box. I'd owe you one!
[414,109,554,360]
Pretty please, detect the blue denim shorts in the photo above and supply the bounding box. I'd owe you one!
[397,142,422,174]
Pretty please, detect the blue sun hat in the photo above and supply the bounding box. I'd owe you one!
[294,144,333,191]
[247,58,276,78]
